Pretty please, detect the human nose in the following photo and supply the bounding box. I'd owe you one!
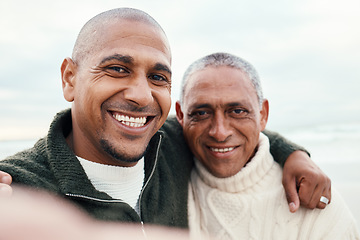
[208,114,233,142]
[123,76,153,107]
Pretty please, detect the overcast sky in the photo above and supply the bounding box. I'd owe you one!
[0,0,359,140]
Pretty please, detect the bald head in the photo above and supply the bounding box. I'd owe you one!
[72,8,168,64]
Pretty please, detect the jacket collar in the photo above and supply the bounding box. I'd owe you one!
[46,109,163,199]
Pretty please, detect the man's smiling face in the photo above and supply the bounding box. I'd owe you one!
[176,66,268,177]
[62,19,172,166]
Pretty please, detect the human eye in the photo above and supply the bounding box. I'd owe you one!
[188,109,210,121]
[100,65,131,79]
[196,110,207,116]
[229,108,248,118]
[148,73,170,86]
[107,65,127,73]
[233,109,244,114]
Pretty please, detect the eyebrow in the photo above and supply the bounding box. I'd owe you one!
[190,102,246,110]
[227,102,244,107]
[99,54,134,65]
[190,103,212,109]
[153,63,172,75]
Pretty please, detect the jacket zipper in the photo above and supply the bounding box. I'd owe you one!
[65,134,162,239]
[138,134,162,237]
[65,193,126,203]
[66,193,148,239]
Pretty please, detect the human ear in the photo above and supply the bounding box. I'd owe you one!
[175,101,185,126]
[260,99,269,131]
[61,57,77,102]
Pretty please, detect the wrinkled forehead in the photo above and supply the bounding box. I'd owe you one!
[183,66,256,106]
[185,65,249,91]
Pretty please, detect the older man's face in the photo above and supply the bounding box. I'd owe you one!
[176,66,268,178]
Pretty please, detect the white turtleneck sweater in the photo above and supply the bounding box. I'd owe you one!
[188,133,359,240]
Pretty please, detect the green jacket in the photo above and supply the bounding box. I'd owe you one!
[0,109,306,228]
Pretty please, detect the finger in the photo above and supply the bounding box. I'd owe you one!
[308,174,331,209]
[308,180,327,209]
[317,183,332,209]
[0,184,13,197]
[309,184,324,209]
[317,197,328,209]
[298,178,317,209]
[0,171,12,184]
[283,176,300,213]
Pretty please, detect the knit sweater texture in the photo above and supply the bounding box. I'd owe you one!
[188,133,360,239]
[0,110,306,228]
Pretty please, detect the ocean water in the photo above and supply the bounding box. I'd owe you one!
[0,139,38,160]
[282,122,360,184]
[1,123,360,227]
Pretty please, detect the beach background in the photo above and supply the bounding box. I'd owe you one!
[1,0,359,231]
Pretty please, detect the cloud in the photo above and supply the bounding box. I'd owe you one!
[0,0,359,139]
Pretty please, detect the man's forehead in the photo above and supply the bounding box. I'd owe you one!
[104,20,170,50]
[183,67,257,109]
[86,19,171,68]
[188,65,254,90]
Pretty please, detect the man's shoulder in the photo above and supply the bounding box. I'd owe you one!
[162,115,182,132]
[0,137,55,185]
[1,138,47,164]
[160,115,186,145]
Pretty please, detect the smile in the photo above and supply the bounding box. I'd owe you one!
[112,113,147,128]
[210,147,234,153]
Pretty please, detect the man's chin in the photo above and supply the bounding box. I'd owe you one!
[100,139,145,164]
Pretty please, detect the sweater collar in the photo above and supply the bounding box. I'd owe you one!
[194,133,275,193]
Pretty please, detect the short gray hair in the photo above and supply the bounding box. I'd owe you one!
[180,52,264,106]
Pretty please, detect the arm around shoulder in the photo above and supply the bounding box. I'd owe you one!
[263,129,309,167]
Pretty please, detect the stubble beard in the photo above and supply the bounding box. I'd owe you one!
[100,138,146,164]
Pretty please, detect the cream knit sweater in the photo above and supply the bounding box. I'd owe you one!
[188,133,360,240]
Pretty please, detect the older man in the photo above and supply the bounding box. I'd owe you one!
[175,52,359,239]
[0,8,330,230]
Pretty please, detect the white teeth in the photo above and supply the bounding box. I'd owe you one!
[112,114,146,128]
[210,147,234,153]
